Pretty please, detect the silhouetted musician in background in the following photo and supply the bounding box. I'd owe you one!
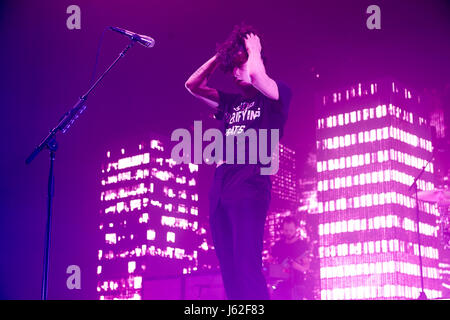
[269,216,312,300]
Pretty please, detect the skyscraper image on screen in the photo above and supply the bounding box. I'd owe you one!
[97,138,203,300]
[315,80,442,299]
[264,143,299,254]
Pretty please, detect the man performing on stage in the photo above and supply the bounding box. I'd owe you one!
[185,24,292,300]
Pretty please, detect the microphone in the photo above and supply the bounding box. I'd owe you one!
[109,26,155,48]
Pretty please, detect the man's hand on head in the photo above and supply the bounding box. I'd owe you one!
[242,32,279,100]
[244,33,262,56]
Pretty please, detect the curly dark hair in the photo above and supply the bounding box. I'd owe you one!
[216,22,266,73]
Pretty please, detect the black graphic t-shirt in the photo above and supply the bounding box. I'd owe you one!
[209,80,292,203]
[272,238,308,264]
[214,80,292,167]
[272,238,309,283]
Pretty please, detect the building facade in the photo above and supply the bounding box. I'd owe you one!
[97,138,204,299]
[263,143,299,256]
[315,80,442,299]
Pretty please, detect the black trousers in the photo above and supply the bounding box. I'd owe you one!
[209,164,271,300]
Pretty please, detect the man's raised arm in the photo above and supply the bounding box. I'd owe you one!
[185,54,221,108]
[244,33,279,100]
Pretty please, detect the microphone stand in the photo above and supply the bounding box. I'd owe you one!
[409,153,433,300]
[25,38,138,300]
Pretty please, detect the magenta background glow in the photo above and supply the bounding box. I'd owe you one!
[0,0,449,299]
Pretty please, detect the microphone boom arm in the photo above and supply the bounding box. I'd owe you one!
[25,37,138,301]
